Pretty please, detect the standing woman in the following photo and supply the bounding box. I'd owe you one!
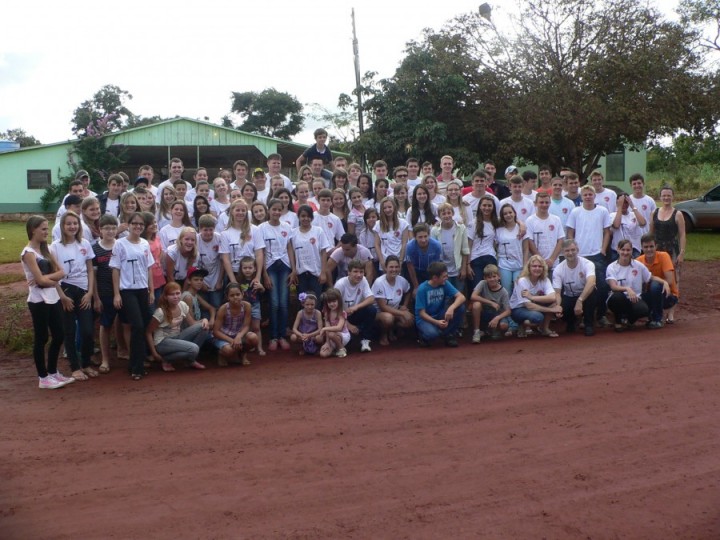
[110,212,155,381]
[22,216,75,389]
[392,183,411,221]
[274,188,298,229]
[289,205,331,300]
[357,173,374,204]
[409,184,438,229]
[156,186,177,229]
[80,196,102,245]
[141,211,166,307]
[374,197,410,273]
[220,199,264,284]
[423,175,446,206]
[331,188,349,231]
[650,186,686,272]
[495,203,529,296]
[50,211,97,381]
[159,200,192,250]
[165,227,198,288]
[192,195,212,231]
[467,196,500,289]
[445,180,470,226]
[241,182,258,207]
[259,198,296,351]
[367,179,390,213]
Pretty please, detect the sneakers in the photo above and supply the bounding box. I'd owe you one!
[646,320,664,329]
[335,347,347,358]
[50,372,75,385]
[445,337,459,348]
[360,340,372,353]
[584,326,595,337]
[472,329,483,344]
[39,376,68,389]
[417,337,430,348]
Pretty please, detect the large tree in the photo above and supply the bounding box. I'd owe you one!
[226,88,304,140]
[355,0,719,178]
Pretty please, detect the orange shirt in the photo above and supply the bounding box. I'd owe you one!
[637,251,678,297]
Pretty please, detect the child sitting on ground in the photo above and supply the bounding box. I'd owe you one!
[318,288,350,358]
[290,292,324,355]
[470,264,511,343]
[212,283,259,366]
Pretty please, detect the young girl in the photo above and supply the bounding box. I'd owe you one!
[220,199,265,284]
[409,185,438,229]
[468,196,500,289]
[274,188,298,229]
[165,227,198,287]
[357,173,374,204]
[238,256,266,356]
[93,214,121,374]
[146,282,209,372]
[117,192,139,238]
[192,195,212,230]
[22,216,74,389]
[290,292,324,356]
[241,182,258,207]
[251,200,268,226]
[80,196,102,244]
[359,208,380,270]
[318,288,350,358]
[159,200,192,250]
[331,188,349,231]
[347,188,367,237]
[289,205,331,300]
[367,179,389,212]
[431,203,469,291]
[293,180,318,212]
[496,203,529,296]
[445,180,470,226]
[157,186,177,229]
[424,175,446,205]
[330,169,349,192]
[374,197,410,273]
[212,283,259,366]
[260,198,296,351]
[210,178,230,217]
[141,211,166,307]
[392,183,411,221]
[110,211,155,381]
[51,211,97,381]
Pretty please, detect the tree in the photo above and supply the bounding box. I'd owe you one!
[227,88,304,140]
[71,85,136,136]
[0,128,40,147]
[679,0,720,52]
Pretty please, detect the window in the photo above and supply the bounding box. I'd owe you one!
[604,152,625,183]
[27,169,51,189]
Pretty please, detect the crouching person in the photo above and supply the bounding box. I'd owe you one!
[552,239,598,336]
[334,259,377,353]
[415,261,466,348]
[212,283,259,366]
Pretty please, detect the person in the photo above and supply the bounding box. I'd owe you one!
[141,212,166,308]
[185,168,213,206]
[536,165,553,193]
[98,173,123,216]
[463,170,500,218]
[50,211,97,381]
[52,194,83,242]
[431,203,469,291]
[56,180,86,220]
[110,212,155,381]
[509,255,563,338]
[495,203,529,296]
[159,200,192,250]
[637,234,679,325]
[80,196,102,245]
[289,205,330,300]
[22,216,75,389]
[423,175,446,206]
[488,165,511,200]
[250,200,268,226]
[606,239,663,331]
[318,288,351,358]
[499,175,535,223]
[609,192,646,260]
[356,173,374,204]
[92,214,122,374]
[406,158,423,192]
[331,188,349,231]
[210,177,231,217]
[238,256,266,356]
[409,184,438,228]
[293,180,317,212]
[146,282,209,372]
[566,185,612,326]
[357,209,380,279]
[192,195,212,230]
[444,180,470,226]
[334,259,377,353]
[348,162,362,188]
[241,181,258,208]
[414,261,466,348]
[628,173,656,234]
[437,155,456,195]
[372,255,413,346]
[347,187,368,236]
[220,199,264,284]
[549,176,576,232]
[330,169,350,192]
[265,153,294,191]
[392,183,412,221]
[273,187,298,229]
[326,233,375,283]
[590,171,617,213]
[252,167,271,203]
[564,173,582,206]
[650,185,686,272]
[525,191,564,272]
[367,179,390,213]
[212,283,259,366]
[259,198,295,351]
[313,189,345,249]
[156,158,189,202]
[195,214,224,309]
[552,239,597,336]
[520,170,538,201]
[156,185,177,229]
[116,192,140,239]
[181,266,216,340]
[229,160,249,191]
[405,223,442,294]
[165,227,198,288]
[467,196,500,289]
[374,198,410,273]
[290,292,324,356]
[470,263,511,343]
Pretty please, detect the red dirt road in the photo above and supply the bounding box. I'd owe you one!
[1,262,719,539]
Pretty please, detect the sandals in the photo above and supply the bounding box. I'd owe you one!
[83,367,99,378]
[516,327,527,338]
[131,374,143,381]
[72,370,89,381]
[98,364,110,374]
[540,329,559,338]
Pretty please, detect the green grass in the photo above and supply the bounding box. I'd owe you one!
[0,221,33,264]
[0,290,33,355]
[0,273,24,285]
[685,231,720,261]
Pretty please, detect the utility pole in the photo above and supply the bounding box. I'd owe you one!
[352,8,364,137]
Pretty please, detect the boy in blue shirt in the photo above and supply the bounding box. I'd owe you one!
[405,223,441,294]
[414,261,466,348]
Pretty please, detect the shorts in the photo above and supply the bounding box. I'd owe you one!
[250,300,261,321]
[213,335,248,350]
[99,295,127,327]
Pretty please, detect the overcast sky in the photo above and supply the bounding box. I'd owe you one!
[1,0,679,146]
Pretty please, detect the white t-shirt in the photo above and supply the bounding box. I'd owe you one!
[152,301,190,345]
[329,245,374,278]
[525,214,565,266]
[196,231,223,290]
[462,192,500,219]
[495,224,528,271]
[21,246,60,304]
[49,239,95,290]
[509,276,554,309]
[159,224,185,250]
[347,207,367,237]
[595,188,617,213]
[335,276,373,310]
[371,274,410,309]
[258,221,293,268]
[166,243,199,282]
[210,199,231,217]
[549,197,576,230]
[291,226,331,276]
[105,197,120,216]
[467,220,497,260]
[313,212,345,247]
[629,194,656,233]
[499,196,535,223]
[109,237,154,290]
[374,219,410,260]
[552,256,596,297]
[265,173,294,192]
[156,179,192,202]
[439,225,458,277]
[606,259,651,297]
[566,205,611,257]
[609,211,643,252]
[280,211,299,230]
[219,224,264,273]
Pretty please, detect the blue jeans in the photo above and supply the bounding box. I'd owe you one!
[647,281,674,323]
[155,323,208,364]
[297,271,322,301]
[499,267,522,296]
[511,306,545,326]
[416,304,466,342]
[60,283,95,371]
[267,260,290,340]
[470,255,497,289]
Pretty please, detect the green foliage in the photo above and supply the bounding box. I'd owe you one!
[679,0,720,51]
[71,85,135,137]
[228,88,304,140]
[686,231,720,261]
[0,291,33,356]
[0,221,40,264]
[0,128,40,147]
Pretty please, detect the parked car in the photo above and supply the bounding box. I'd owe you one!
[675,184,720,232]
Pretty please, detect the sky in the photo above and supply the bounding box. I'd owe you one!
[0,0,680,146]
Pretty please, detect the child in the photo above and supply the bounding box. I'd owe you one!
[219,199,264,284]
[409,185,438,228]
[392,183,411,221]
[50,211,97,381]
[93,214,121,374]
[414,261,466,348]
[293,180,318,212]
[182,266,217,336]
[141,211,166,307]
[330,169,349,192]
[165,227,198,288]
[146,282,208,372]
[289,205,331,300]
[157,185,177,229]
[295,128,333,171]
[331,189,349,231]
[238,256,266,356]
[313,189,345,249]
[159,200,192,250]
[374,197,410,274]
[318,288,350,358]
[470,264,511,343]
[251,200,268,226]
[195,214,224,309]
[367,179,389,213]
[274,188,298,229]
[347,187,367,237]
[210,178,230,217]
[431,203,469,291]
[290,292,324,355]
[212,283,259,366]
[117,192,140,238]
[358,208,380,275]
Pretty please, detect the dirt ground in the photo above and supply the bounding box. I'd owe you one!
[1,261,719,539]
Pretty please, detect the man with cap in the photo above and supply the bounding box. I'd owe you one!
[489,166,513,200]
[253,167,271,202]
[75,169,97,198]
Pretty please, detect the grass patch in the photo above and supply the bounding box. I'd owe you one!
[646,168,719,202]
[0,221,33,264]
[0,273,24,285]
[686,231,720,262]
[0,290,33,356]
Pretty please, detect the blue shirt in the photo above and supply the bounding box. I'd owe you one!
[415,280,459,322]
[405,238,442,272]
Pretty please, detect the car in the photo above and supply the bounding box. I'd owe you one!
[675,183,720,232]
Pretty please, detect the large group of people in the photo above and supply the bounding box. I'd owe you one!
[21,128,685,388]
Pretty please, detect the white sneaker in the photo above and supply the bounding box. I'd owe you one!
[472,329,483,344]
[335,347,347,358]
[360,340,372,353]
[39,376,66,389]
[50,372,75,385]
